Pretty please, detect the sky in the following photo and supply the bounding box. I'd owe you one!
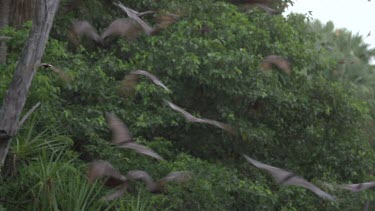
[283,0,375,50]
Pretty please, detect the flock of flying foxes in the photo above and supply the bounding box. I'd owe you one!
[40,1,374,205]
[86,68,374,201]
[68,2,179,46]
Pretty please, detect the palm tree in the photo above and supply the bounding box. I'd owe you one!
[309,20,375,148]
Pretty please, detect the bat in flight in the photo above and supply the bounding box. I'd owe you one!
[163,99,235,134]
[126,170,192,193]
[39,63,72,81]
[260,55,291,75]
[115,2,179,36]
[105,112,164,161]
[87,160,129,200]
[243,154,336,201]
[69,8,154,45]
[339,181,375,192]
[87,160,127,187]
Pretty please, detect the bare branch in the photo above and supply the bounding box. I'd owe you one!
[16,102,41,132]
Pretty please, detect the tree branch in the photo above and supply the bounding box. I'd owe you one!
[0,0,60,166]
[17,102,41,132]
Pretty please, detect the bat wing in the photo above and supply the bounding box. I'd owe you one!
[131,70,171,92]
[105,112,132,144]
[164,99,234,133]
[243,155,335,201]
[340,181,375,192]
[159,171,192,184]
[87,160,127,184]
[163,99,201,123]
[114,2,154,35]
[126,170,157,191]
[285,176,336,201]
[101,18,141,40]
[71,20,102,43]
[102,183,128,201]
[200,118,235,134]
[119,142,164,161]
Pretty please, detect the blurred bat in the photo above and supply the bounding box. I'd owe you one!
[163,99,235,134]
[153,13,180,33]
[254,3,278,14]
[105,112,132,144]
[130,70,171,92]
[69,20,103,45]
[101,18,142,41]
[119,73,140,97]
[243,155,336,201]
[105,112,164,161]
[366,31,371,38]
[39,63,72,81]
[117,142,164,161]
[87,160,129,201]
[340,181,375,192]
[87,160,127,187]
[260,55,291,75]
[115,2,179,36]
[126,170,192,193]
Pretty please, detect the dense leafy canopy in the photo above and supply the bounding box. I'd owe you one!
[0,0,374,210]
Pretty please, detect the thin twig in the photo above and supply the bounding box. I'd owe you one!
[17,102,41,132]
[0,36,12,40]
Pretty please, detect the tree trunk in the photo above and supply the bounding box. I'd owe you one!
[9,0,38,28]
[0,0,60,166]
[0,0,11,64]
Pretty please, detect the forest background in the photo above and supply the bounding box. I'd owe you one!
[0,0,374,210]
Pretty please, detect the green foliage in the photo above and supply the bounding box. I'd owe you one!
[308,20,375,148]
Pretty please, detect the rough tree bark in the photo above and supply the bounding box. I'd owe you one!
[0,0,60,166]
[9,0,38,28]
[0,0,11,64]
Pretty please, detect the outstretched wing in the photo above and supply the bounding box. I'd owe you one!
[243,155,335,201]
[105,112,132,144]
[101,18,141,40]
[163,100,200,123]
[164,99,234,133]
[131,70,171,92]
[126,170,157,191]
[71,20,102,43]
[87,160,127,184]
[114,2,154,35]
[119,142,164,161]
[340,181,375,192]
[159,171,192,185]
